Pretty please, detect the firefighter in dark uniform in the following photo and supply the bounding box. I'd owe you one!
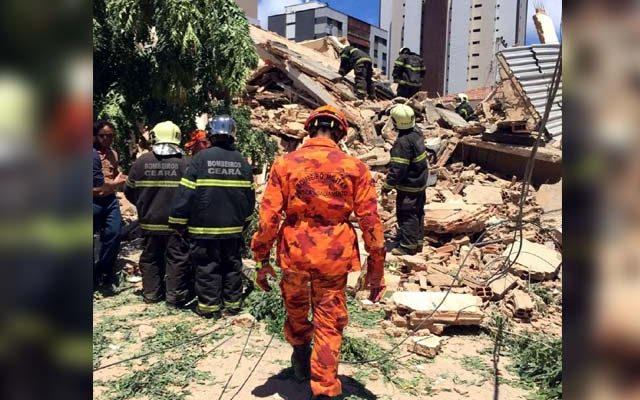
[382,105,428,256]
[339,45,375,100]
[455,93,478,121]
[169,115,255,319]
[124,121,192,305]
[393,47,426,99]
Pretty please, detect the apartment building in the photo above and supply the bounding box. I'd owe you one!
[380,0,423,75]
[267,2,389,75]
[422,0,528,95]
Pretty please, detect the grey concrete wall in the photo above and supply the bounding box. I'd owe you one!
[295,9,317,41]
[447,0,471,94]
[268,14,286,37]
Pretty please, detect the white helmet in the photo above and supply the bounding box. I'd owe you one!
[456,93,469,103]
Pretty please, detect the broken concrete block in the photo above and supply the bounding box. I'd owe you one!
[231,314,257,328]
[506,289,535,320]
[503,239,561,281]
[488,273,519,300]
[426,271,459,288]
[397,255,428,272]
[391,291,484,325]
[463,185,504,205]
[391,314,408,328]
[406,335,444,358]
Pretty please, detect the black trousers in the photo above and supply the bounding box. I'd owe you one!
[354,61,375,100]
[396,190,426,254]
[397,84,420,99]
[190,238,244,314]
[139,233,193,303]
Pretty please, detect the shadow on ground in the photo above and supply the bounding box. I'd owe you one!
[252,368,377,399]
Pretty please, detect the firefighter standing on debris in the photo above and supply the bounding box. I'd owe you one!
[169,115,255,319]
[455,93,478,121]
[124,121,193,306]
[392,47,426,99]
[251,105,386,400]
[339,45,375,100]
[382,104,428,256]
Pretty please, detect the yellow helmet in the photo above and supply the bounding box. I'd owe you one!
[150,121,181,145]
[390,104,415,130]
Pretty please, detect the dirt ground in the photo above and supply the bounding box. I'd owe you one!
[93,276,547,400]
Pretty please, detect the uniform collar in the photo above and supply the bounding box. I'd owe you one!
[153,143,183,156]
[301,136,339,149]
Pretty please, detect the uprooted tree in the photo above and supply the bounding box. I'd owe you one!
[93,0,262,169]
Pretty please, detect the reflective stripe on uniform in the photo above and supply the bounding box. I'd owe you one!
[134,180,180,188]
[187,226,244,235]
[389,157,410,165]
[195,179,254,188]
[412,152,427,163]
[140,223,172,231]
[398,80,422,87]
[197,303,221,312]
[396,184,427,193]
[125,179,135,188]
[355,57,372,65]
[382,182,395,190]
[224,300,241,309]
[168,216,188,225]
[399,242,419,249]
[180,178,197,189]
[404,64,425,72]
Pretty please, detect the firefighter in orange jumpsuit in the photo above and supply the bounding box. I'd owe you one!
[251,105,386,400]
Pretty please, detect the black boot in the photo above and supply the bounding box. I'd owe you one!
[291,343,311,381]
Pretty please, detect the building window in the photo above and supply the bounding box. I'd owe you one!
[471,65,479,69]
[474,16,481,20]
[470,77,478,81]
[472,41,480,44]
[473,28,481,32]
[474,3,483,7]
[472,53,479,56]
[374,49,378,57]
[496,16,500,20]
[382,53,387,62]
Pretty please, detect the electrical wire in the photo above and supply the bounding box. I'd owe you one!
[227,333,276,400]
[93,321,232,371]
[216,321,256,400]
[342,51,562,367]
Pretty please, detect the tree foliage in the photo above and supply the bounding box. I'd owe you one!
[93,0,259,168]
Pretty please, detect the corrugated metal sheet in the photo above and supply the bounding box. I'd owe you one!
[498,44,562,138]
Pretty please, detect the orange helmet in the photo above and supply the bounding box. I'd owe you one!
[185,129,210,154]
[304,105,349,139]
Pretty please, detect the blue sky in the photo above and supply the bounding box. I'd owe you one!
[258,0,561,45]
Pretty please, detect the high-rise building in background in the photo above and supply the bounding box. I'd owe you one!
[235,0,259,26]
[422,0,528,95]
[267,2,389,75]
[379,0,423,76]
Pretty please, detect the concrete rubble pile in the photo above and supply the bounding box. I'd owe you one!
[242,26,563,346]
